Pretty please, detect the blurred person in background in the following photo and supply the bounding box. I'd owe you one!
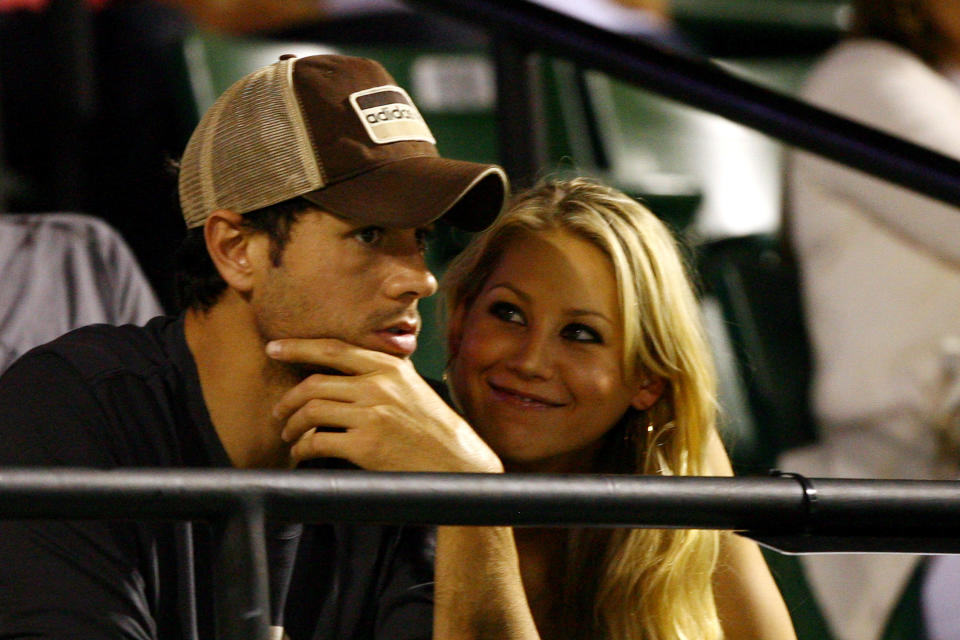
[782,1,960,639]
[0,212,162,374]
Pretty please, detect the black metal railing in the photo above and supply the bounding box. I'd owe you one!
[408,0,960,203]
[4,469,960,638]
[6,469,960,552]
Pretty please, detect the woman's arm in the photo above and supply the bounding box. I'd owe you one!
[705,431,798,640]
[433,526,542,640]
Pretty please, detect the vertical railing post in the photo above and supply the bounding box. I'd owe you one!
[213,497,271,640]
[493,38,548,189]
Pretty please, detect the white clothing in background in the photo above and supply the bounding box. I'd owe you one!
[0,213,163,373]
[924,555,960,640]
[782,38,960,640]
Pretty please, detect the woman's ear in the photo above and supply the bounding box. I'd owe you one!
[631,375,665,411]
[205,209,256,293]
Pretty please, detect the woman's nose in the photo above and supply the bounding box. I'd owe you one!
[506,330,554,380]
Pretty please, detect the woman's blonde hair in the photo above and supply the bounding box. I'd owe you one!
[442,177,722,640]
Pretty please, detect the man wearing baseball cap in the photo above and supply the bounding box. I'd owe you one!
[0,54,530,639]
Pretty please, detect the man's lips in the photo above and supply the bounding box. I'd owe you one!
[372,320,419,356]
[487,380,565,407]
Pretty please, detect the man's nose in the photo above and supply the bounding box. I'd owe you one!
[385,253,439,301]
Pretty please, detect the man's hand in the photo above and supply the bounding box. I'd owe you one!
[267,338,503,473]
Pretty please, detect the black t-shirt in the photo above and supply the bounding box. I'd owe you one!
[0,316,433,639]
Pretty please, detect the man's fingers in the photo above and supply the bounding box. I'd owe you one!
[265,338,393,375]
[289,429,343,464]
[280,398,353,443]
[272,375,370,422]
[286,406,384,467]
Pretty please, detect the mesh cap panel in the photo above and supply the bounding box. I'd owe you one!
[179,59,323,228]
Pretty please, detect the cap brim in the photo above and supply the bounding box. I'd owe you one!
[302,156,508,231]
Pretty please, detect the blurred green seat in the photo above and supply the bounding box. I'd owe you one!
[697,233,817,472]
[577,53,819,237]
[880,560,929,640]
[762,549,835,640]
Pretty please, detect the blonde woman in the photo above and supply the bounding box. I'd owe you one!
[439,177,795,640]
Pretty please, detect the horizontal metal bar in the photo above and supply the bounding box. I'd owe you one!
[406,0,960,207]
[750,477,960,553]
[4,469,960,553]
[0,469,801,528]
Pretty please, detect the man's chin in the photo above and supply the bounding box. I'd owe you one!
[269,331,416,364]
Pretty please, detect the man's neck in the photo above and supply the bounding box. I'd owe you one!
[184,298,294,469]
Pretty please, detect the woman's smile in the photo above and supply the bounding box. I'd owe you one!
[449,228,649,472]
[486,379,567,409]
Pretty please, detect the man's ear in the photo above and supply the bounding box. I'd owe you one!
[205,209,257,293]
[631,375,666,411]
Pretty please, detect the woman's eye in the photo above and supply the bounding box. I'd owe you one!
[355,227,384,245]
[489,301,525,325]
[561,323,603,344]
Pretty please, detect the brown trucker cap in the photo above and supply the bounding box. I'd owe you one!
[179,54,508,231]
